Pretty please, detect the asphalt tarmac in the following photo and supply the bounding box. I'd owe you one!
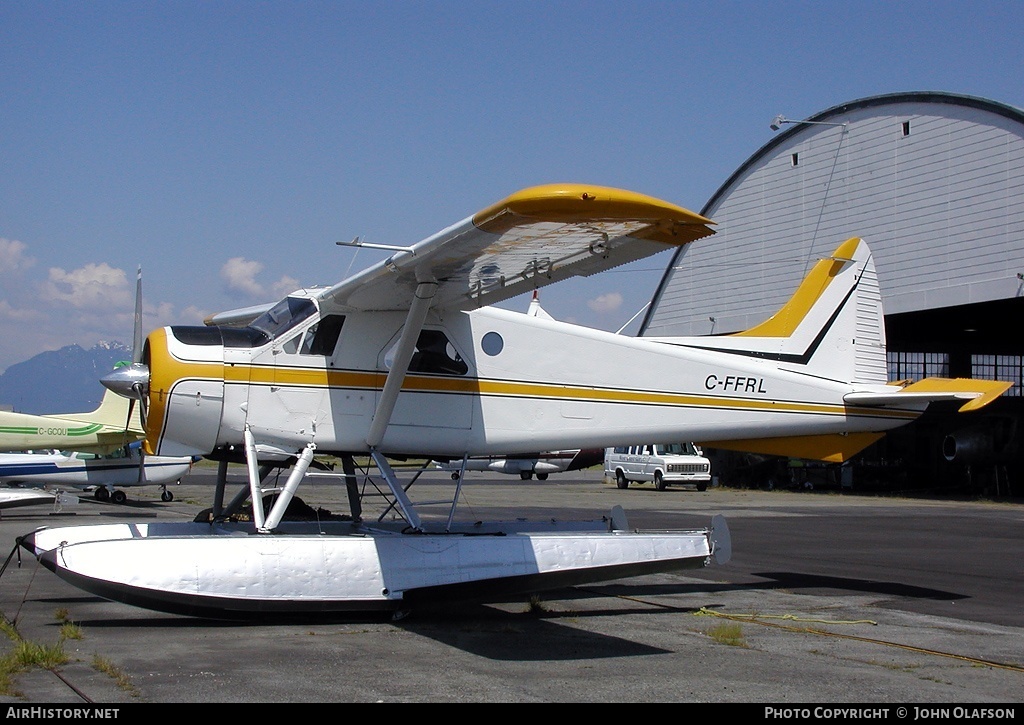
[0,465,1021,704]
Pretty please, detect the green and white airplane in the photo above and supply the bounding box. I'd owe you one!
[0,268,146,454]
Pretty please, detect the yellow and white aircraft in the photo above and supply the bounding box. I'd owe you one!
[22,183,1008,618]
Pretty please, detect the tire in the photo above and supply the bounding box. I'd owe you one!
[536,473,548,481]
[696,483,708,492]
[520,471,533,480]
[94,487,110,502]
[161,490,174,502]
[654,471,666,491]
[616,470,629,489]
[111,490,127,504]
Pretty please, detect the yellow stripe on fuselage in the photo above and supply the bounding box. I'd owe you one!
[153,353,921,429]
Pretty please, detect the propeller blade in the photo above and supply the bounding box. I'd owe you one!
[133,381,148,432]
[133,266,143,364]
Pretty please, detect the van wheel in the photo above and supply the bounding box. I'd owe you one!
[616,470,629,489]
[697,483,708,492]
[654,471,667,491]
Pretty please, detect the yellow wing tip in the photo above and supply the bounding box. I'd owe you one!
[473,183,715,229]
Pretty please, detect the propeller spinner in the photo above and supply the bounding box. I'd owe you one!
[100,362,150,426]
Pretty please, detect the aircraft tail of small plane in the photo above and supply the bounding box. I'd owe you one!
[654,237,886,385]
[65,384,141,429]
[654,237,1010,462]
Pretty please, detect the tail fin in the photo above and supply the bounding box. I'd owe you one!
[66,387,142,433]
[666,237,1010,462]
[660,237,886,385]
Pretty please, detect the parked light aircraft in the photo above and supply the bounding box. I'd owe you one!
[22,183,1009,619]
[436,448,603,480]
[0,268,146,454]
[0,444,196,503]
[0,386,142,455]
[0,487,78,512]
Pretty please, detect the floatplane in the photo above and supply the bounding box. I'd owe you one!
[20,184,1009,619]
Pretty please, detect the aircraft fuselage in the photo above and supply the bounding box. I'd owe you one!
[144,304,918,461]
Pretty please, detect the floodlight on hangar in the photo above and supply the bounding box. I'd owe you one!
[770,114,848,131]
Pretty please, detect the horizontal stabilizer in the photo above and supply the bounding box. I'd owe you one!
[844,378,1012,413]
[701,432,885,463]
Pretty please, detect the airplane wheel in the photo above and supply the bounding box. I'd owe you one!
[94,487,110,502]
[450,472,460,481]
[519,471,533,480]
[537,473,548,480]
[616,470,629,489]
[161,490,174,502]
[111,490,127,504]
[654,471,667,491]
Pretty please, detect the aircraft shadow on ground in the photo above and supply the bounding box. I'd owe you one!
[394,603,673,661]
[751,571,966,601]
[577,573,965,602]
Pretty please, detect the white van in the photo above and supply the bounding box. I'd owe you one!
[604,442,712,491]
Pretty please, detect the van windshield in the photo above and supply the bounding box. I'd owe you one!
[655,442,699,456]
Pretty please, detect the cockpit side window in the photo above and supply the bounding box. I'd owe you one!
[300,315,345,356]
[249,297,317,341]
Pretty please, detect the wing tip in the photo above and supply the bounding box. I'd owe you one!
[473,183,714,232]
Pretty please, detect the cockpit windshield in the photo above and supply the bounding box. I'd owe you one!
[249,296,317,341]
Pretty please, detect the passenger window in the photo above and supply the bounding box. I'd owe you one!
[385,329,468,375]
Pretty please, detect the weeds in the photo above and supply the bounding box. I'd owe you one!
[708,622,747,647]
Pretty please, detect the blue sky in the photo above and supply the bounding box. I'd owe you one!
[1,1,1022,373]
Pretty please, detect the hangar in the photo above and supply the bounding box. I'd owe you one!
[642,92,1024,496]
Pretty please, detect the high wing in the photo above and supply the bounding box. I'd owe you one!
[202,184,714,327]
[317,184,715,314]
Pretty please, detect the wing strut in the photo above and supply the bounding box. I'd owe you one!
[366,281,438,448]
[364,280,438,530]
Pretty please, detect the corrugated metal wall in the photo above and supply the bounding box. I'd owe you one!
[643,93,1024,338]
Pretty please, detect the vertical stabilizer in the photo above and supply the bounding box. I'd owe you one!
[654,238,887,386]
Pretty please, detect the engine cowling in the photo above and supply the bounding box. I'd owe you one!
[145,326,227,457]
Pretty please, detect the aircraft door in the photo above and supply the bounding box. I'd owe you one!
[381,327,473,431]
[247,315,346,448]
